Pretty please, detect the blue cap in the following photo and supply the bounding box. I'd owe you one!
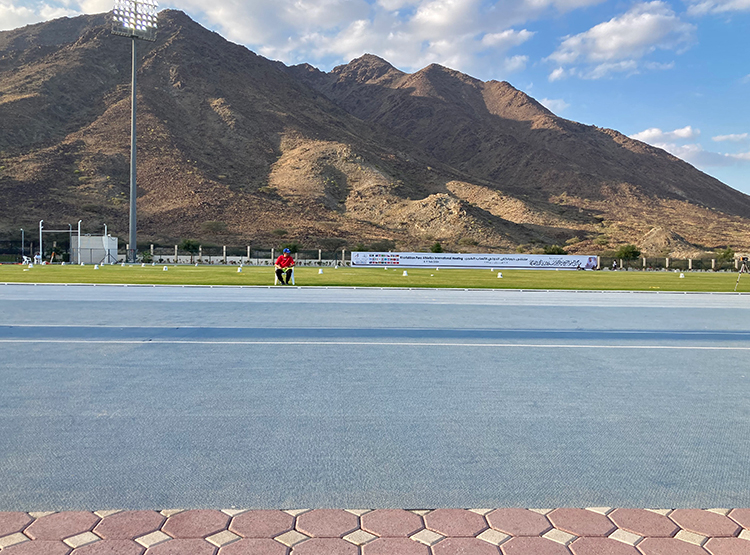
[283,248,291,253]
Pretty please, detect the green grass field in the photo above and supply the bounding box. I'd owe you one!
[0,263,748,292]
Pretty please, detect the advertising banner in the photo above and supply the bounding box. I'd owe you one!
[351,251,598,270]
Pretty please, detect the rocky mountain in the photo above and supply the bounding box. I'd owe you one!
[1,10,749,255]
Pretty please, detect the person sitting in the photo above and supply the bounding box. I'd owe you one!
[275,248,295,284]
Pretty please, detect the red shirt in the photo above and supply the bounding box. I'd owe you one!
[276,254,295,268]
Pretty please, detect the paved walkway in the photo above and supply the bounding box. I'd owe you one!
[2,507,750,554]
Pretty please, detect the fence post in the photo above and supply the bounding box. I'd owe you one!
[318,249,322,263]
[712,259,716,270]
[736,258,739,270]
[343,248,347,265]
[666,257,670,269]
[688,259,692,270]
[223,245,227,264]
[271,248,274,264]
[643,257,646,269]
[174,245,178,263]
[247,246,250,261]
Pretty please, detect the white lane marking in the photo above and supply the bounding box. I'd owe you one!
[0,339,749,350]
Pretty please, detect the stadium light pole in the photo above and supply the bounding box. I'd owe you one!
[20,229,24,260]
[111,0,158,262]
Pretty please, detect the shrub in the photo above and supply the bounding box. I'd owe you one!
[543,244,566,255]
[614,244,641,260]
[430,242,444,253]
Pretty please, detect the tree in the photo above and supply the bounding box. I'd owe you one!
[430,242,444,253]
[178,239,200,263]
[614,244,641,260]
[279,243,299,254]
[716,247,735,262]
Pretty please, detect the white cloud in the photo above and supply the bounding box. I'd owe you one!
[539,97,570,113]
[631,126,750,169]
[686,0,750,15]
[548,66,568,81]
[631,126,700,142]
[713,133,748,142]
[547,1,694,80]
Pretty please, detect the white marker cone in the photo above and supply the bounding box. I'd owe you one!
[318,268,323,274]
[121,263,125,267]
[491,268,494,272]
[680,273,685,278]
[335,265,339,269]
[403,270,408,276]
[498,272,503,278]
[80,263,85,266]
[237,267,242,272]
[163,266,168,271]
[141,263,145,267]
[436,268,439,271]
[28,264,33,268]
[94,265,99,270]
[151,262,155,266]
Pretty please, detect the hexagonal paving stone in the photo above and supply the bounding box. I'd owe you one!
[295,510,359,538]
[728,509,750,529]
[94,512,165,540]
[547,509,616,537]
[361,510,423,537]
[229,510,294,538]
[432,537,501,555]
[424,509,488,537]
[500,537,573,555]
[162,510,230,539]
[569,537,640,555]
[0,512,33,537]
[217,538,289,555]
[637,538,712,555]
[486,509,553,536]
[361,537,429,555]
[2,540,73,554]
[669,510,741,538]
[143,538,215,554]
[704,537,750,555]
[608,509,679,538]
[70,539,145,554]
[291,538,357,555]
[25,512,100,541]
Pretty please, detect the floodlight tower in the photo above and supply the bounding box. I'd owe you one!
[111,0,158,262]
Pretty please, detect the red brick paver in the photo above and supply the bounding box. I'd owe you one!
[424,509,488,537]
[361,509,423,537]
[25,512,99,541]
[71,539,145,554]
[569,537,640,555]
[670,510,741,538]
[432,537,500,554]
[704,537,750,555]
[637,537,711,554]
[500,536,572,554]
[218,538,289,554]
[94,511,165,540]
[547,508,616,537]
[361,537,429,555]
[487,508,553,536]
[3,540,72,554]
[229,510,294,538]
[144,538,216,554]
[0,512,33,537]
[295,510,358,538]
[291,537,357,554]
[729,509,750,529]
[162,510,230,539]
[608,509,679,537]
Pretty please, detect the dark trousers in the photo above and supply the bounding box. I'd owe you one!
[276,268,292,284]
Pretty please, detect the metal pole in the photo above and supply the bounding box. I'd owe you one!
[39,220,43,263]
[20,229,24,259]
[68,224,72,263]
[77,220,82,264]
[128,36,137,263]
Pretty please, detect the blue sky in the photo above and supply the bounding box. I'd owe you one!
[2,0,749,194]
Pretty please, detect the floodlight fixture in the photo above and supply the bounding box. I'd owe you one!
[112,0,158,41]
[111,0,158,262]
